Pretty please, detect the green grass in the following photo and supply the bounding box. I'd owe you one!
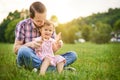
[0,42,120,80]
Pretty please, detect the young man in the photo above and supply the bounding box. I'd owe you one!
[13,1,77,72]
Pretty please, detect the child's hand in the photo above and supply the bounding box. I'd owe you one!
[55,32,63,47]
[56,32,62,42]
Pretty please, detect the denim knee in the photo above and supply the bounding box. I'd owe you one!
[18,46,31,55]
[62,51,77,61]
[17,46,42,69]
[61,51,77,66]
[69,51,77,61]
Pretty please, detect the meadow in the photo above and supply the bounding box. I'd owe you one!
[0,42,120,80]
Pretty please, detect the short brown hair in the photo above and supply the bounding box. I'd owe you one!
[43,20,54,27]
[29,1,46,18]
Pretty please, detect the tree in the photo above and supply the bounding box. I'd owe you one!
[90,22,112,44]
[0,10,21,42]
[81,24,92,41]
[50,15,58,26]
[0,19,11,42]
[5,19,22,43]
[113,19,120,39]
[113,19,120,32]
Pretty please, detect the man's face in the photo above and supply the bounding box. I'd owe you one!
[32,12,46,28]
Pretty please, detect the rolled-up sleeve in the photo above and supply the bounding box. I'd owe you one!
[15,22,25,42]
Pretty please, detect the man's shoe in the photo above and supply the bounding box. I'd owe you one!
[32,68,38,72]
[64,67,76,72]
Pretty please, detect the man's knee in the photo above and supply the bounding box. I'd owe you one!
[18,46,31,54]
[61,51,77,63]
[67,51,77,61]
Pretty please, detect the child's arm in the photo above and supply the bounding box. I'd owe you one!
[52,32,63,53]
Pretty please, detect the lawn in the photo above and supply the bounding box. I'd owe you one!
[0,42,120,80]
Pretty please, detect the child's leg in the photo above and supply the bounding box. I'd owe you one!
[56,61,64,73]
[40,57,50,75]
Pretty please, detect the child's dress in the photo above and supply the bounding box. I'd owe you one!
[34,37,66,66]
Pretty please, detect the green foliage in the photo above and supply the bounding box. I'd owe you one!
[0,43,120,80]
[90,22,112,44]
[0,10,21,43]
[56,23,79,43]
[85,8,120,27]
[5,19,22,43]
[0,8,120,44]
[113,19,120,32]
[67,25,79,43]
[50,15,58,22]
[0,19,11,42]
[81,24,92,41]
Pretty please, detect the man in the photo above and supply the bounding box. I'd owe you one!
[13,1,77,72]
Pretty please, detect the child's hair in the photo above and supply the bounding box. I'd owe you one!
[44,20,54,27]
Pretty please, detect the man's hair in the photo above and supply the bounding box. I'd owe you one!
[29,1,46,18]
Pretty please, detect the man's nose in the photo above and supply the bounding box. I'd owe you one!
[41,20,44,26]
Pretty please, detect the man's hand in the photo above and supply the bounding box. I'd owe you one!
[31,40,42,49]
[32,37,43,49]
[24,37,43,49]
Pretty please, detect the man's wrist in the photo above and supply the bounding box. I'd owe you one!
[24,42,34,48]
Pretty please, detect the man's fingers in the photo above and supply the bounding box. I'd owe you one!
[33,40,42,48]
[35,38,43,43]
[34,41,39,46]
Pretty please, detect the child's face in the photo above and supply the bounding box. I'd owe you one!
[40,25,54,39]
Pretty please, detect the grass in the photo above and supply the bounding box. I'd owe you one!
[0,42,120,80]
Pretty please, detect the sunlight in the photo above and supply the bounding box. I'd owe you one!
[0,0,120,23]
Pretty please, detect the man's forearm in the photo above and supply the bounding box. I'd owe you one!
[13,42,33,54]
[13,44,22,54]
[24,42,34,48]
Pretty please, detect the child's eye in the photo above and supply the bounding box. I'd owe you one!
[45,29,48,31]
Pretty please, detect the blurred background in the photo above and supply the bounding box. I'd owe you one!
[0,1,120,80]
[0,0,120,44]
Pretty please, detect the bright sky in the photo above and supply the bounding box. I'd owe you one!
[0,0,120,23]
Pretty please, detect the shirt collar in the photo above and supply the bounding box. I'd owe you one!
[29,18,40,31]
[29,18,36,29]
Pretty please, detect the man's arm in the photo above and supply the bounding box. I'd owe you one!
[13,40,23,54]
[13,40,34,54]
[13,39,42,54]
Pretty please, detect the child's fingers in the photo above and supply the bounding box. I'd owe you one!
[56,32,62,41]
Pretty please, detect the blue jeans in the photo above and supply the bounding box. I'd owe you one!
[17,46,77,71]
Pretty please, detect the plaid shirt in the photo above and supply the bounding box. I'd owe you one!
[15,18,40,44]
[15,18,56,44]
